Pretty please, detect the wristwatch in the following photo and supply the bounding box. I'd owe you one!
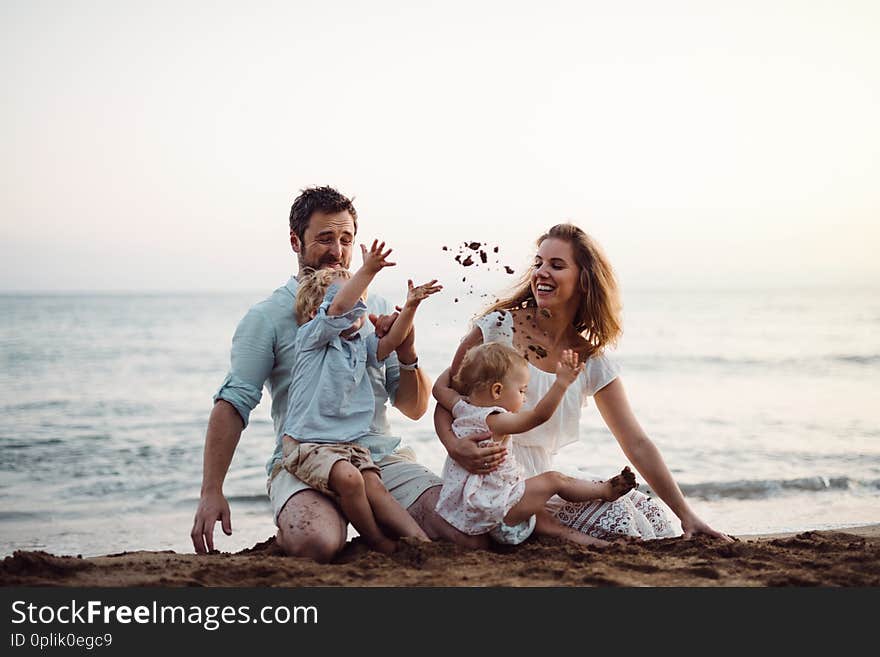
[399,358,419,371]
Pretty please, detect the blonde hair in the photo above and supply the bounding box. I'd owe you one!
[453,342,528,395]
[482,223,622,355]
[295,268,352,324]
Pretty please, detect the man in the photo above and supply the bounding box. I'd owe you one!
[190,186,498,561]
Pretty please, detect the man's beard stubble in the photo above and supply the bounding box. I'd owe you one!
[300,245,349,272]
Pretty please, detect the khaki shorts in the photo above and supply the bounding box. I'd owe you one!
[268,446,442,526]
[280,438,379,497]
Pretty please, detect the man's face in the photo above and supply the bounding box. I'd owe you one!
[291,210,356,274]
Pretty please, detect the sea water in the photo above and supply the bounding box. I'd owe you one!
[1,286,878,557]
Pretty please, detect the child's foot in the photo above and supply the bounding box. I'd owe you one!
[601,466,637,501]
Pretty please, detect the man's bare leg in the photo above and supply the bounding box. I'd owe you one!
[405,485,490,549]
[276,490,347,562]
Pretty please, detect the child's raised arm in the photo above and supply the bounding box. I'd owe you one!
[327,240,395,317]
[486,349,584,436]
[375,279,442,361]
[431,367,462,413]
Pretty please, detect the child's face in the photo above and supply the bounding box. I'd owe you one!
[494,364,530,412]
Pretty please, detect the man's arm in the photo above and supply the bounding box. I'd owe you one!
[391,326,431,420]
[191,305,274,553]
[191,401,243,553]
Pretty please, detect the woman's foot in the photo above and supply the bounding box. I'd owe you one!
[600,466,637,501]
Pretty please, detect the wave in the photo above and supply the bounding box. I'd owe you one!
[619,353,880,371]
[221,494,271,505]
[830,354,880,366]
[675,476,880,500]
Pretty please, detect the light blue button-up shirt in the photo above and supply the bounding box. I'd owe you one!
[282,286,383,444]
[213,277,401,476]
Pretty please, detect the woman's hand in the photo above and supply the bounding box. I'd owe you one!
[680,514,734,542]
[449,435,507,475]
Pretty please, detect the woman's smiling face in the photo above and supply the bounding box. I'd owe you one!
[531,237,580,314]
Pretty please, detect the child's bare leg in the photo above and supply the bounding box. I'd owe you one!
[362,471,430,542]
[552,467,636,504]
[329,461,396,554]
[504,468,637,526]
[534,509,611,548]
[600,466,638,501]
[504,471,606,526]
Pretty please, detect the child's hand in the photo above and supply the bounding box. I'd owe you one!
[360,240,396,274]
[404,279,443,309]
[555,349,584,387]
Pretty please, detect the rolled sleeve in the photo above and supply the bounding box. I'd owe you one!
[213,306,275,427]
[298,291,368,352]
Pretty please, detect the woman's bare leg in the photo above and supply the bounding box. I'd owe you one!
[534,509,611,547]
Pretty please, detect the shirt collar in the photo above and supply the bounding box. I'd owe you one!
[285,275,299,297]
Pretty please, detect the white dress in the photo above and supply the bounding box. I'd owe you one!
[434,400,526,535]
[473,311,676,540]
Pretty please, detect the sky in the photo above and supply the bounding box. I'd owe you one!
[1,0,878,292]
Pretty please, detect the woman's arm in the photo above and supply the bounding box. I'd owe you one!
[432,368,462,412]
[594,378,732,541]
[433,325,506,474]
[434,404,506,473]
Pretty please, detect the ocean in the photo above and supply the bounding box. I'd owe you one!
[1,286,878,557]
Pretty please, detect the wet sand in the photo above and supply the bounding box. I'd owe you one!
[2,526,878,587]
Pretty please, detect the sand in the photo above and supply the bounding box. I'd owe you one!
[2,525,878,587]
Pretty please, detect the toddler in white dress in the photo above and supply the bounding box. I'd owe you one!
[434,342,637,546]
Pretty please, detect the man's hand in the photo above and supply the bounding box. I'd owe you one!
[368,310,399,339]
[191,491,232,553]
[360,239,396,274]
[404,279,442,309]
[450,434,507,475]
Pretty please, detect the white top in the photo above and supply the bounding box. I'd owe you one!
[473,311,620,476]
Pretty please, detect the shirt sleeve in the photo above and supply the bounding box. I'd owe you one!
[297,287,368,352]
[213,305,275,428]
[472,311,514,346]
[582,351,621,397]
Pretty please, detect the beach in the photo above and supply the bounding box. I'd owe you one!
[2,525,878,587]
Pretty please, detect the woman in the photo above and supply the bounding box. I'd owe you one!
[434,223,730,542]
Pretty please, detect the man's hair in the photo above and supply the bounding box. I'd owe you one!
[289,186,358,245]
[453,342,528,395]
[295,268,352,324]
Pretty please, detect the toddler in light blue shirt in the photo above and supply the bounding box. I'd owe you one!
[280,240,441,554]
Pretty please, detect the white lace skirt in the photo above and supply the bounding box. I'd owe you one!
[513,443,677,540]
[548,489,676,540]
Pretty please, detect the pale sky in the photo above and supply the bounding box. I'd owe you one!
[1,0,878,292]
